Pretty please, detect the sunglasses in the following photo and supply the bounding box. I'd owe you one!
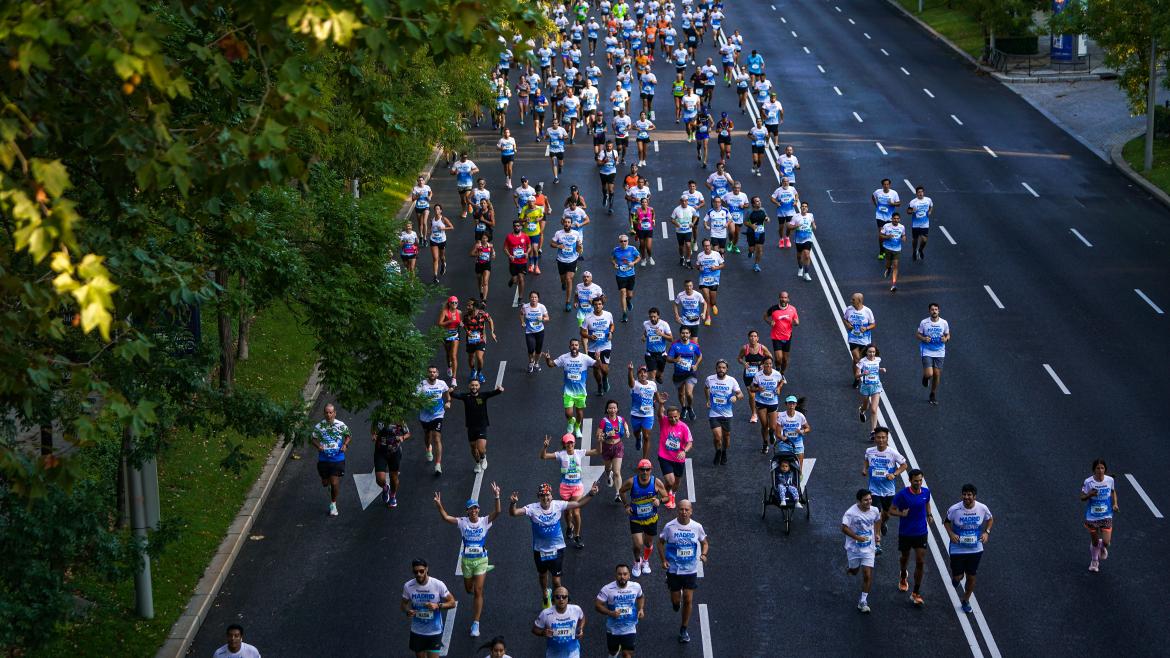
[638,467,651,472]
[413,569,426,575]
[553,594,569,600]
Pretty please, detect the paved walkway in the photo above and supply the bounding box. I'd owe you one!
[1005,74,1169,160]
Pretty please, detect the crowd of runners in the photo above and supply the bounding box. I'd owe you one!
[270,1,1123,657]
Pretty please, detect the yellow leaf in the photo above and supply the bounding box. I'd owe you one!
[79,298,113,341]
[50,248,73,274]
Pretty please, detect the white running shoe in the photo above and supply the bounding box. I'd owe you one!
[632,560,643,577]
[648,257,656,265]
[328,502,338,517]
[857,601,871,613]
[480,457,488,471]
[641,560,651,574]
[434,463,443,475]
[1099,542,1108,560]
[607,470,614,487]
[425,448,434,462]
[1088,560,1099,572]
[803,272,812,282]
[795,500,804,509]
[473,461,482,474]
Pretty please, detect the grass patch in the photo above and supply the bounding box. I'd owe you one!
[38,302,317,657]
[897,0,986,59]
[1122,134,1170,195]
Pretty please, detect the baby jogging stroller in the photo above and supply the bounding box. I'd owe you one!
[761,437,810,534]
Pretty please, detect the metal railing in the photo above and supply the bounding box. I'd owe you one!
[986,47,1092,75]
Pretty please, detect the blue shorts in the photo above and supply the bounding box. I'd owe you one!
[630,415,654,431]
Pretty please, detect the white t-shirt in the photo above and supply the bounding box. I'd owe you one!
[705,209,730,238]
[671,205,697,234]
[908,196,933,228]
[525,500,571,552]
[918,317,950,358]
[841,503,882,555]
[575,282,604,312]
[596,580,644,635]
[553,229,583,263]
[213,643,261,658]
[842,305,875,346]
[642,319,672,355]
[865,446,906,497]
[402,577,452,636]
[583,310,615,352]
[533,604,585,654]
[457,516,493,558]
[872,188,901,221]
[705,374,741,418]
[660,518,707,574]
[946,501,993,554]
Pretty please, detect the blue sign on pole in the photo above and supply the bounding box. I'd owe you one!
[1051,0,1074,61]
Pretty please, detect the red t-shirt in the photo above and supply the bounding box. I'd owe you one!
[767,304,799,341]
[504,233,531,264]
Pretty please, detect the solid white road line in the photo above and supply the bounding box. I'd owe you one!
[1124,474,1165,518]
[904,178,915,194]
[900,66,910,75]
[495,360,506,388]
[802,46,811,54]
[938,225,957,245]
[654,140,660,153]
[657,176,663,192]
[880,48,890,56]
[833,86,843,96]
[864,32,872,39]
[1135,289,1165,314]
[667,277,675,300]
[817,65,826,74]
[731,37,998,655]
[661,221,668,239]
[852,111,863,123]
[983,285,1005,309]
[951,114,964,125]
[1021,181,1039,197]
[1069,228,1092,247]
[439,608,457,656]
[699,603,714,658]
[1042,364,1071,395]
[983,145,998,158]
[875,142,887,155]
[923,88,935,98]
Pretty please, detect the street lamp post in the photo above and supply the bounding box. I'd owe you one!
[1146,36,1157,173]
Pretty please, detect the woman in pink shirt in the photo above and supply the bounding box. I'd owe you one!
[654,391,693,509]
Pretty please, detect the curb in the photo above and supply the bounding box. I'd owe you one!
[884,0,1110,83]
[157,363,324,658]
[1110,134,1170,211]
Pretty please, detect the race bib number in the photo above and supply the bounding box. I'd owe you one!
[540,549,558,561]
[415,609,434,620]
[463,545,484,556]
[512,247,526,259]
[745,366,758,376]
[676,546,694,558]
[567,372,582,382]
[564,470,581,482]
[665,436,681,450]
[468,330,483,342]
[639,404,653,415]
[616,605,633,617]
[553,627,574,638]
[712,396,727,405]
[1091,503,1108,515]
[677,357,693,371]
[635,503,653,516]
[958,534,977,546]
[871,467,887,478]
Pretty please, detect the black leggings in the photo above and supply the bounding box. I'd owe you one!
[526,331,545,355]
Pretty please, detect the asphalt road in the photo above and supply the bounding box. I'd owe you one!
[190,1,1170,656]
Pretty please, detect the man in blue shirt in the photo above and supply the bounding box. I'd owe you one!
[612,234,642,323]
[889,468,932,606]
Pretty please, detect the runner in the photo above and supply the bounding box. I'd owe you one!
[598,399,631,500]
[863,427,908,554]
[581,296,616,395]
[547,118,569,184]
[1081,458,1119,573]
[532,586,587,657]
[665,327,702,420]
[634,111,656,166]
[627,363,659,461]
[879,213,906,292]
[596,139,619,212]
[497,128,518,188]
[594,564,645,658]
[450,153,480,219]
[521,184,548,274]
[612,234,642,323]
[747,117,768,176]
[544,339,597,437]
[641,307,672,385]
[510,482,600,607]
[720,177,747,254]
[671,71,686,123]
[788,201,816,282]
[693,109,711,167]
[417,366,452,476]
[632,197,656,268]
[401,559,457,657]
[769,177,799,249]
[680,86,701,141]
[540,433,601,549]
[694,238,725,326]
[574,270,604,326]
[563,197,590,239]
[213,625,260,658]
[673,279,707,339]
[552,217,585,313]
[619,457,668,575]
[944,484,994,614]
[653,390,693,509]
[761,92,784,147]
[400,223,420,273]
[777,144,800,188]
[411,175,433,242]
[775,395,810,469]
[505,220,532,305]
[477,635,511,658]
[451,378,504,474]
[472,195,496,241]
[737,330,768,424]
[746,48,765,82]
[841,490,882,613]
[522,291,550,373]
[743,195,768,272]
[750,356,783,453]
[462,299,497,384]
[427,205,454,284]
[613,106,632,163]
[702,196,730,258]
[657,499,708,643]
[871,178,901,259]
[889,468,932,605]
[842,293,876,388]
[856,345,886,438]
[670,197,699,266]
[312,403,350,517]
[372,419,410,508]
[733,64,751,115]
[908,185,933,261]
[434,484,503,637]
[916,303,950,405]
[764,291,799,378]
[704,359,743,465]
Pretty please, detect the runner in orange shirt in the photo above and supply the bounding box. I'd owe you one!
[764,291,800,379]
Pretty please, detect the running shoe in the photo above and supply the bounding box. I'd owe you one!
[859,407,866,423]
[544,588,553,609]
[470,621,481,637]
[473,461,482,474]
[898,575,909,592]
[573,535,585,549]
[649,257,655,265]
[854,378,861,389]
[666,491,676,508]
[614,493,623,503]
[451,376,457,387]
[678,629,691,643]
[425,448,434,462]
[960,601,973,614]
[565,302,572,312]
[712,305,718,316]
[632,560,643,577]
[328,502,338,517]
[875,544,883,556]
[381,483,391,505]
[803,272,812,282]
[857,602,871,614]
[794,500,803,509]
[749,415,758,423]
[1088,560,1099,572]
[641,560,651,574]
[533,264,541,275]
[720,450,728,465]
[877,252,885,260]
[434,463,443,476]
[607,470,614,487]
[890,284,897,293]
[910,592,924,606]
[1100,543,1109,560]
[753,264,761,272]
[388,494,398,508]
[929,393,938,405]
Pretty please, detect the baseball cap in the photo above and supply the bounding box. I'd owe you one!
[447,295,459,303]
[465,499,480,509]
[637,459,653,469]
[538,483,553,496]
[785,395,798,403]
[583,270,592,278]
[561,433,576,444]
[721,111,727,117]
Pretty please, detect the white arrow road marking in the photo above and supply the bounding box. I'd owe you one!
[800,457,816,490]
[439,607,457,656]
[353,471,382,510]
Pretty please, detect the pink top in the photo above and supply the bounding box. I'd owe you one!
[657,414,692,463]
[636,207,655,231]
